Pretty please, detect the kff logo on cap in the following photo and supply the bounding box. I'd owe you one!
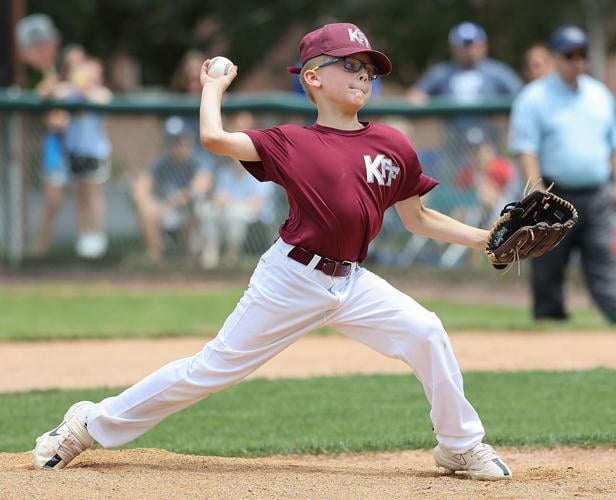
[348,28,370,48]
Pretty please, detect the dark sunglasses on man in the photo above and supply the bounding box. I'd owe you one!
[563,49,587,61]
[311,56,381,80]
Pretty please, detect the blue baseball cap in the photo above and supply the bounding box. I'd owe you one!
[449,22,487,46]
[549,25,588,53]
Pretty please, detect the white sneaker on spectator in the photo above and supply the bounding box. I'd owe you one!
[32,401,97,470]
[76,233,108,259]
[433,442,512,480]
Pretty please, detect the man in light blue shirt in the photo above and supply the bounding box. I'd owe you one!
[509,25,616,323]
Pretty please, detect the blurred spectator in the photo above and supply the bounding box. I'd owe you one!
[133,116,213,261]
[170,49,223,169]
[49,58,113,258]
[509,25,616,323]
[33,44,88,256]
[522,43,555,82]
[16,13,60,83]
[59,44,87,80]
[407,22,522,105]
[197,159,270,269]
[454,126,518,227]
[15,14,64,257]
[170,49,204,95]
[106,50,141,92]
[196,111,270,268]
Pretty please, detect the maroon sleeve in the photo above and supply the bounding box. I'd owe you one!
[392,133,438,204]
[239,127,292,185]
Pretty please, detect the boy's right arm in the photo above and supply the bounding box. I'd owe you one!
[199,60,260,162]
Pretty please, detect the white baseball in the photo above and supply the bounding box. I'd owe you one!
[208,56,234,78]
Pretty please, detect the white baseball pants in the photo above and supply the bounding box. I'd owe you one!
[88,238,484,453]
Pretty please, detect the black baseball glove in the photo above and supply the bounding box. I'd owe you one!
[485,190,578,270]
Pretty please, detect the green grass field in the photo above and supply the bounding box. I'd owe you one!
[2,369,615,454]
[0,286,609,340]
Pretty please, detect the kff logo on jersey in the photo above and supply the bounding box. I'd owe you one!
[364,155,400,187]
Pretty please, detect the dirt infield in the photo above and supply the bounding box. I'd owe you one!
[1,332,615,392]
[2,331,616,498]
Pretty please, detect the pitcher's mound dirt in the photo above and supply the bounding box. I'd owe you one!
[2,447,615,499]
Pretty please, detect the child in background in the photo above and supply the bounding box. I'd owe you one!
[52,58,112,258]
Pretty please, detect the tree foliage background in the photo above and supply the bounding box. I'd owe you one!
[28,0,615,88]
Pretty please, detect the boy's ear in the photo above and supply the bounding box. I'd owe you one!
[303,69,322,90]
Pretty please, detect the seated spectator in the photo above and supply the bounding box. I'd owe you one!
[197,159,270,269]
[133,116,214,261]
[454,126,518,227]
[407,21,522,105]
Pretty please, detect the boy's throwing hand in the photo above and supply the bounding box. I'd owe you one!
[200,59,237,90]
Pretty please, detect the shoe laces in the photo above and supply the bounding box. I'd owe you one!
[467,443,498,464]
[56,430,93,462]
[55,415,96,462]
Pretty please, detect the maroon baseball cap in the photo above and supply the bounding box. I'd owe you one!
[287,23,392,76]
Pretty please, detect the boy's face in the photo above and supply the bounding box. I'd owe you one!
[309,52,374,111]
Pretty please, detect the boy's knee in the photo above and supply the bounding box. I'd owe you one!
[411,312,447,346]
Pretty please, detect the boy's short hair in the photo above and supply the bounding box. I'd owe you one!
[299,55,331,103]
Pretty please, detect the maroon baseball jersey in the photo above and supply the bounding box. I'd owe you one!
[240,122,438,262]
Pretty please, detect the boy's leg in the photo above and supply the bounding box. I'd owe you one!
[328,267,510,480]
[329,267,483,453]
[34,239,339,468]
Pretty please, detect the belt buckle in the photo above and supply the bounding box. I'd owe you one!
[340,260,353,276]
[321,257,337,276]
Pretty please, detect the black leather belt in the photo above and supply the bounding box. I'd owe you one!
[287,246,353,277]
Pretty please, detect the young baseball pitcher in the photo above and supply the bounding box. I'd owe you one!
[33,22,511,480]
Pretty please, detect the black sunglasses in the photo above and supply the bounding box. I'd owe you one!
[311,56,380,80]
[563,49,587,61]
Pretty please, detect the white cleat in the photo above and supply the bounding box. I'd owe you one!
[433,442,512,481]
[32,401,97,470]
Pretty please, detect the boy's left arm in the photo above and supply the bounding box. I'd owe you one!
[395,195,488,251]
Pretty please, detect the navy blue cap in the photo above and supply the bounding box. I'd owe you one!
[449,22,487,46]
[549,25,588,53]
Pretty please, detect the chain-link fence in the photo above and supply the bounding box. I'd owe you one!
[0,90,518,271]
